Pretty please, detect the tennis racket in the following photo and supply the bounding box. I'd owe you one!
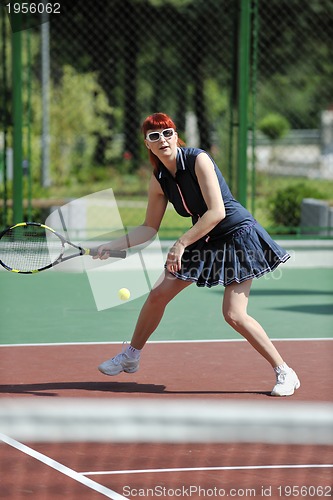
[0,222,126,274]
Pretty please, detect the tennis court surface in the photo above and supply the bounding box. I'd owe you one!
[0,242,332,499]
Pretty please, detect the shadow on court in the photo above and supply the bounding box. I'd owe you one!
[273,304,333,315]
[0,381,272,397]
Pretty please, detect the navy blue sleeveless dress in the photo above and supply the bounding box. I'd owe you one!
[155,147,290,287]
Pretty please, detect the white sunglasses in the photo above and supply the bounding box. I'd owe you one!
[146,128,175,142]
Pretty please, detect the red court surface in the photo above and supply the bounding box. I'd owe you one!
[0,340,332,401]
[0,340,332,499]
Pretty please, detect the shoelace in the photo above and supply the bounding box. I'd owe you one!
[112,342,130,365]
[112,353,124,365]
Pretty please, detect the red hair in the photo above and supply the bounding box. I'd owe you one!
[142,112,185,172]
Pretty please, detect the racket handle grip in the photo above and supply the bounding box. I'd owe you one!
[88,247,126,259]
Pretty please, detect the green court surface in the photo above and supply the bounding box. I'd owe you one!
[1,267,332,345]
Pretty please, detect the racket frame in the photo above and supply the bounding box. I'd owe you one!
[0,222,126,274]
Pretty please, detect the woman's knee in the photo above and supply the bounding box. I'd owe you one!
[223,307,247,328]
[147,281,176,307]
[148,273,190,307]
[147,287,166,306]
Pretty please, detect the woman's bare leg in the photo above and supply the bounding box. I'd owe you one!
[130,271,192,349]
[222,279,284,367]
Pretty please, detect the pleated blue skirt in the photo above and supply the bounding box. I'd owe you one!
[170,222,290,287]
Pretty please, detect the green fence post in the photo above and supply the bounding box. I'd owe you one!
[12,15,23,223]
[250,0,259,216]
[1,7,8,227]
[237,0,251,208]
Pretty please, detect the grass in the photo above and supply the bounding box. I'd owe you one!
[119,203,192,240]
[120,170,333,238]
[250,172,333,228]
[2,167,333,239]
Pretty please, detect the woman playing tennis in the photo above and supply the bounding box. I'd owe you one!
[95,112,300,397]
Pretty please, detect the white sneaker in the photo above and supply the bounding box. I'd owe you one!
[98,350,139,376]
[271,366,300,396]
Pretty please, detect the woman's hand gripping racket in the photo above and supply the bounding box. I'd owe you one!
[0,222,126,274]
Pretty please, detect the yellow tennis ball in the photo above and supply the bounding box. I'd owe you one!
[118,288,130,301]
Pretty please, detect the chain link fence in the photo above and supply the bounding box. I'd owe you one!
[46,0,237,183]
[1,0,333,235]
[256,1,333,177]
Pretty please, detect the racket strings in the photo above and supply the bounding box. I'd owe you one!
[0,226,63,272]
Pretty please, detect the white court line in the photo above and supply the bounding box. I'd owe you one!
[81,464,333,476]
[0,337,332,348]
[0,433,127,500]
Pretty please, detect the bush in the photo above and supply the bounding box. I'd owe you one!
[269,183,323,228]
[258,113,290,141]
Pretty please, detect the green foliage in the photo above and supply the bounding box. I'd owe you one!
[269,182,324,228]
[49,66,113,183]
[16,59,114,187]
[258,113,290,141]
[256,60,332,130]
